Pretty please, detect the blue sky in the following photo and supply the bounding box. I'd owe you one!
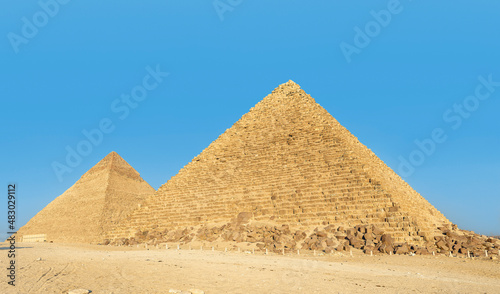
[1,1,499,240]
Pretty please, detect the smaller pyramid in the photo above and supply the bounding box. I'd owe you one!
[17,152,155,243]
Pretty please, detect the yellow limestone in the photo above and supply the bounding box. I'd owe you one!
[18,152,155,243]
[108,81,450,244]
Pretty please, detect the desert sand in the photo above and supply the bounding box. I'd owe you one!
[1,241,499,294]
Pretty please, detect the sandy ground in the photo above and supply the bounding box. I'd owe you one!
[1,242,499,294]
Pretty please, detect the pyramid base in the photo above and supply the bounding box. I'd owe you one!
[104,219,500,257]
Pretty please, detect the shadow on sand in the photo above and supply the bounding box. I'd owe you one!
[0,246,33,250]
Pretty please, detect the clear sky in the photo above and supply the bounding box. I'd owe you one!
[1,1,499,241]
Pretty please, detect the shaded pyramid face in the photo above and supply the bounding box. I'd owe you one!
[18,152,155,243]
[110,81,451,244]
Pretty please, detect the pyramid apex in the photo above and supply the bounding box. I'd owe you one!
[275,80,301,91]
[264,80,305,101]
[257,80,314,107]
[83,151,141,180]
[106,150,119,158]
[99,151,123,168]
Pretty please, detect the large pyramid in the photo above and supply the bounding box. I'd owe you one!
[107,81,452,245]
[18,152,155,243]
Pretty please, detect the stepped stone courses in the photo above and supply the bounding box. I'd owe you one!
[17,152,155,243]
[108,81,453,246]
